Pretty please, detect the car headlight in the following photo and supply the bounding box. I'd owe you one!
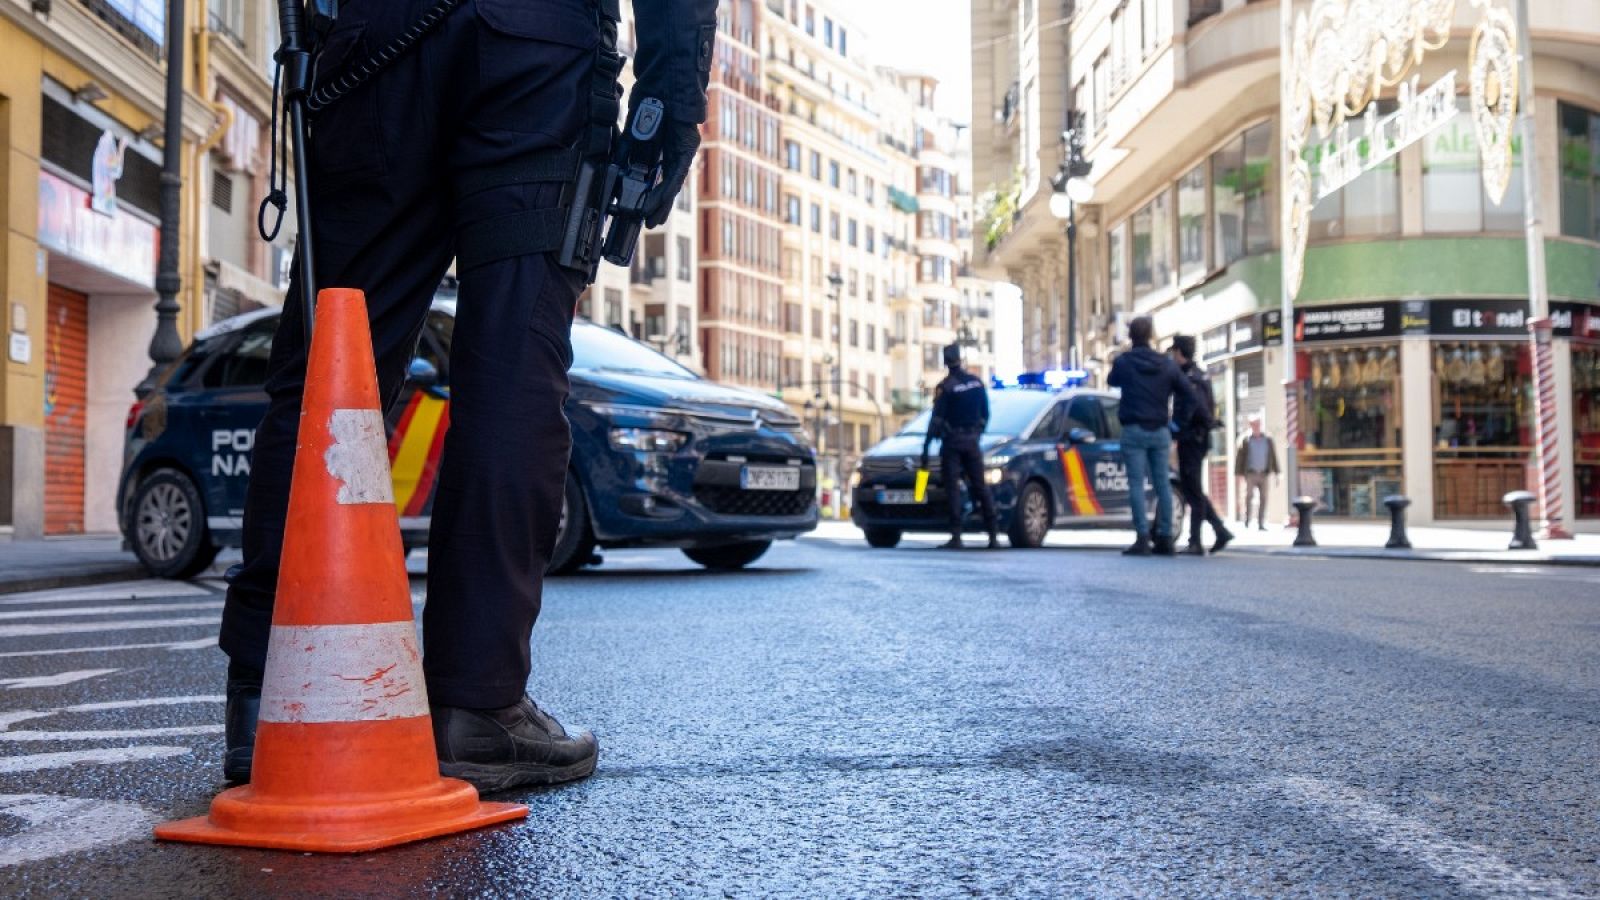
[608,427,687,453]
[849,470,862,489]
[985,466,1006,485]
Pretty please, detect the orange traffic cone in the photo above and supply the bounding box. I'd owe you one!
[156,289,527,852]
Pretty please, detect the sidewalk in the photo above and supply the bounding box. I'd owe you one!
[0,533,147,594]
[804,518,1600,566]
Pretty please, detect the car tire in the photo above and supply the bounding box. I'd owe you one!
[863,527,902,549]
[129,468,219,579]
[547,470,596,576]
[683,540,772,571]
[1008,480,1052,549]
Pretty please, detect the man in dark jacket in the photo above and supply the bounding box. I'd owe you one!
[1169,335,1233,555]
[922,343,999,549]
[1106,316,1195,556]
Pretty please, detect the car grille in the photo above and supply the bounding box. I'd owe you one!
[694,485,812,517]
[859,456,916,478]
[856,496,949,520]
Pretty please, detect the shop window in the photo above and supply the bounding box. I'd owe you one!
[1212,122,1275,266]
[1433,341,1533,518]
[1424,100,1525,234]
[1107,223,1127,312]
[1306,101,1401,241]
[1559,102,1600,242]
[1576,344,1600,518]
[1297,345,1402,517]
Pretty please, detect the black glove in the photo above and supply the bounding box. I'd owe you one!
[642,117,701,228]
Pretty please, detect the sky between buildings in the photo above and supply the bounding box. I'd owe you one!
[852,0,973,124]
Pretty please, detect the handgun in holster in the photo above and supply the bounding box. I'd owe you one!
[559,96,667,281]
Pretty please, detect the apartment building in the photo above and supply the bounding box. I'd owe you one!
[1,0,225,538]
[972,0,1600,530]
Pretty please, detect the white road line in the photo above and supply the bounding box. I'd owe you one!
[0,600,223,621]
[0,669,119,690]
[0,725,222,741]
[0,616,219,639]
[1269,775,1580,898]
[0,583,212,606]
[0,746,190,775]
[0,636,217,659]
[0,695,226,734]
[0,794,159,867]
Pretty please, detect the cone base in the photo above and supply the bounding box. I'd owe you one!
[155,783,527,853]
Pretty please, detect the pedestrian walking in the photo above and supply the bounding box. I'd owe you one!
[1106,316,1196,556]
[1168,335,1233,555]
[220,0,716,792]
[922,343,999,549]
[1234,414,1280,530]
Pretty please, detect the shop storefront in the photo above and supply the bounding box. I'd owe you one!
[1560,303,1600,519]
[1292,303,1404,518]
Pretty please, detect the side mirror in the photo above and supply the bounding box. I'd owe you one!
[406,357,440,389]
[1067,427,1097,445]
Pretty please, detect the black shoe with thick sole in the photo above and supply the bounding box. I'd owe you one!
[1182,542,1207,556]
[938,536,965,550]
[1212,529,1234,554]
[223,670,261,784]
[1122,536,1152,556]
[434,696,598,794]
[987,534,1001,550]
[1152,535,1177,556]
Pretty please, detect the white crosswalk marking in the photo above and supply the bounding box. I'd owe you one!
[0,636,215,659]
[0,669,119,690]
[0,601,223,621]
[0,746,190,774]
[0,725,222,742]
[0,794,160,867]
[0,582,213,606]
[0,617,220,638]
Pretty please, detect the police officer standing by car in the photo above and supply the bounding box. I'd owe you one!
[219,0,716,793]
[922,343,999,550]
[1168,335,1233,555]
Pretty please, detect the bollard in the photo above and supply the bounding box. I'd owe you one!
[1292,496,1318,547]
[1503,490,1538,550]
[1383,495,1412,549]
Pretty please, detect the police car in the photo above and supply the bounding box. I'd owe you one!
[119,300,818,578]
[851,379,1142,548]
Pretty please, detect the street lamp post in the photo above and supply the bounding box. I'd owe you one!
[148,0,187,368]
[1049,125,1094,371]
[826,271,845,514]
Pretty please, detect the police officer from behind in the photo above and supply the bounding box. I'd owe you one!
[219,0,717,793]
[922,343,999,550]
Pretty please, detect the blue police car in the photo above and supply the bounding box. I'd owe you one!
[119,300,818,578]
[851,386,1140,548]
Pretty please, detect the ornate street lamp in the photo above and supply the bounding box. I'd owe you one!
[148,0,187,368]
[1049,124,1094,371]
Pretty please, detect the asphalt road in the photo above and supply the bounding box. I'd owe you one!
[0,534,1597,898]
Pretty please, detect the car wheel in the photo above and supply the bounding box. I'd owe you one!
[1008,480,1051,549]
[546,470,596,575]
[129,469,219,579]
[863,527,902,549]
[682,540,772,571]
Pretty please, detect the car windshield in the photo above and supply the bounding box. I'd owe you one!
[569,321,697,380]
[897,390,1055,438]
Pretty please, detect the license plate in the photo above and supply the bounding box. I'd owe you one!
[876,489,922,505]
[740,465,799,491]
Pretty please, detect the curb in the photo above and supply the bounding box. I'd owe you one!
[0,565,149,596]
[798,533,1600,567]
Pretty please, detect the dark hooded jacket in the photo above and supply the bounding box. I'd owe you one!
[1107,345,1195,431]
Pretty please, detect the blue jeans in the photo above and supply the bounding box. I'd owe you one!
[1121,424,1174,540]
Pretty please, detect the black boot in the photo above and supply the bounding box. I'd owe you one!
[224,664,261,783]
[1152,534,1177,556]
[987,531,1001,549]
[433,696,598,793]
[1122,535,1152,556]
[1212,527,1235,554]
[1182,541,1207,556]
[939,534,965,549]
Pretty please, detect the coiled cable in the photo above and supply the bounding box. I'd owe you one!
[306,0,463,114]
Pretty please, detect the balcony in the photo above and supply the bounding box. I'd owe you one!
[1187,0,1223,27]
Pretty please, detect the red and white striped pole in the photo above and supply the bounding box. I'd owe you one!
[1529,318,1572,538]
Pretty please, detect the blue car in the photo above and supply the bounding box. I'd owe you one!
[119,300,818,578]
[851,388,1141,548]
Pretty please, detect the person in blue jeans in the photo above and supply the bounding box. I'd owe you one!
[1106,315,1197,556]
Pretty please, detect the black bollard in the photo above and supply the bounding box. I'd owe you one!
[1292,496,1318,547]
[1383,495,1412,549]
[1503,490,1538,550]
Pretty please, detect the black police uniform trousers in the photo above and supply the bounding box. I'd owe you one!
[220,0,597,710]
[1176,432,1225,544]
[941,430,997,536]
